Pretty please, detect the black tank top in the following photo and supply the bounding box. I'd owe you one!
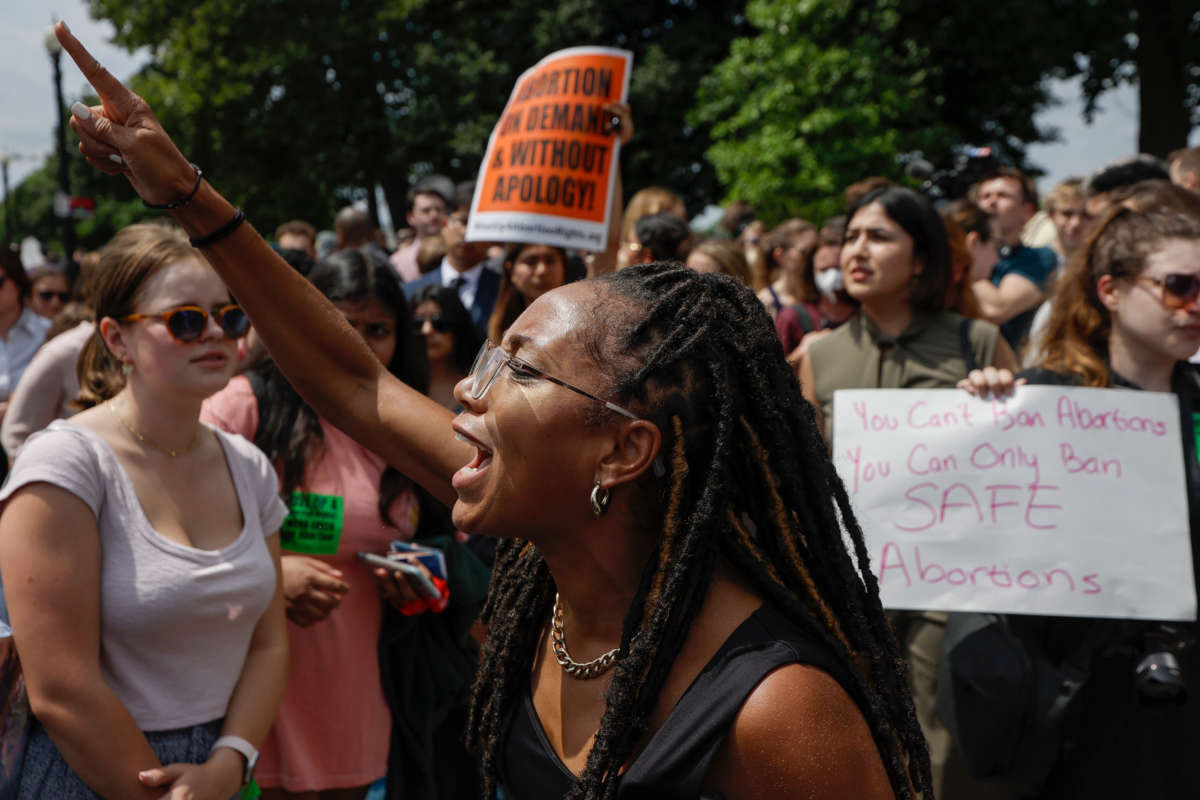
[499,602,863,800]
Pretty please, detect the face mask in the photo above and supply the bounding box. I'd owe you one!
[814,268,844,302]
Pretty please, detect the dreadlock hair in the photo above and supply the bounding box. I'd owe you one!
[465,263,931,799]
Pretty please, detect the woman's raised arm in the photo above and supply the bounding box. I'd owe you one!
[55,22,468,505]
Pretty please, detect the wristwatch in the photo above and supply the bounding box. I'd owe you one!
[212,735,259,788]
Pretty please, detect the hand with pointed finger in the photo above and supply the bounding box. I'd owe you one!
[53,22,197,206]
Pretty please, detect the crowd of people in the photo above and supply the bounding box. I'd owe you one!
[0,20,1198,800]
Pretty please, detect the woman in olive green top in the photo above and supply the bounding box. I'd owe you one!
[799,186,1017,800]
[800,186,1017,441]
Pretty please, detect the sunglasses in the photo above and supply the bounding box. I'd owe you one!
[121,304,250,343]
[36,290,71,303]
[413,313,453,333]
[1137,274,1200,310]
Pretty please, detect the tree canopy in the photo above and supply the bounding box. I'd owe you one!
[77,0,748,236]
[694,0,1200,224]
[5,0,1197,251]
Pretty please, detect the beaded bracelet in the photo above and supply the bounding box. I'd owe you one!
[143,164,203,210]
[189,209,246,249]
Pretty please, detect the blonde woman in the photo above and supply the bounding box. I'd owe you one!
[0,223,287,799]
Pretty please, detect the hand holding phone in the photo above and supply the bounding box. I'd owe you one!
[357,552,442,600]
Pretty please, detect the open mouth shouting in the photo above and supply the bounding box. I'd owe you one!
[451,426,494,490]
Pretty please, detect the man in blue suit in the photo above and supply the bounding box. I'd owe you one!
[404,186,499,338]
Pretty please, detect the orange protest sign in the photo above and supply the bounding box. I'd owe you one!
[467,47,632,251]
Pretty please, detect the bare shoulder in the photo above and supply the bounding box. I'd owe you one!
[705,663,895,800]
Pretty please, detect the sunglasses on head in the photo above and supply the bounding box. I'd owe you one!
[121,304,250,343]
[1138,273,1200,310]
[413,313,453,333]
[36,290,70,303]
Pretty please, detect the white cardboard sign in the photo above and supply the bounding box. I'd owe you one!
[832,386,1196,621]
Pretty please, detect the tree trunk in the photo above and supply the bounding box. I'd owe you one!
[1134,0,1192,158]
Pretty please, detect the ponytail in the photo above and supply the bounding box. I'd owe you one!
[75,327,125,410]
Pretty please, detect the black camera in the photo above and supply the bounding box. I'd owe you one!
[898,146,1003,202]
[1133,625,1188,707]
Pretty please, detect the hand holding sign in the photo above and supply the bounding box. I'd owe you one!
[606,101,634,146]
[53,22,198,207]
[957,366,1025,398]
[468,47,633,252]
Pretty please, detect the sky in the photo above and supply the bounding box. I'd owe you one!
[2,1,1194,210]
[1,2,148,187]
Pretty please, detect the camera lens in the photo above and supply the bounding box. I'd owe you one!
[1134,649,1187,706]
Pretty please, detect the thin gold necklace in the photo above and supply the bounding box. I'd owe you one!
[107,401,201,457]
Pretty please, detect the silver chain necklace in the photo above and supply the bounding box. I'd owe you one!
[551,593,619,680]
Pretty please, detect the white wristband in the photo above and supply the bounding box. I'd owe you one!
[211,735,259,787]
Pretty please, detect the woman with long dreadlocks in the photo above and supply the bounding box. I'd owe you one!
[57,23,929,799]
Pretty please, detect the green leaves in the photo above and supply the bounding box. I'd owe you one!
[695,0,952,223]
[13,0,1187,253]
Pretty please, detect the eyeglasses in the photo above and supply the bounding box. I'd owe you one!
[1137,274,1200,310]
[413,313,453,333]
[468,341,641,420]
[121,304,250,343]
[35,290,70,303]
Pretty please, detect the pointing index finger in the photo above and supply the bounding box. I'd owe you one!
[54,22,137,122]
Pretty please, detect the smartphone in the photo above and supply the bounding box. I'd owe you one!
[389,540,447,580]
[357,552,442,600]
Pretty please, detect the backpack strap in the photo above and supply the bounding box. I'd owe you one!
[788,302,818,335]
[959,318,979,373]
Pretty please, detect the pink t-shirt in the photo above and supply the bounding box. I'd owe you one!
[202,375,418,790]
[0,420,286,731]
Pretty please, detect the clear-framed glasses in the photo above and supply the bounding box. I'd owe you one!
[468,341,641,420]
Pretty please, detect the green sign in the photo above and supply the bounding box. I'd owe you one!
[280,491,344,554]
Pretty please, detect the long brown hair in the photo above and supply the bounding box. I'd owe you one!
[1039,206,1200,386]
[76,223,199,408]
[764,218,818,302]
[486,242,569,344]
[939,213,982,318]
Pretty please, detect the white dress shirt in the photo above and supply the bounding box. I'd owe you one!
[439,258,486,311]
[0,307,52,400]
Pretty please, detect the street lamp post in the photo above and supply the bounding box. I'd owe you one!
[0,151,11,244]
[44,24,76,279]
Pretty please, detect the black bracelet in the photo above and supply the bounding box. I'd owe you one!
[143,164,203,210]
[189,209,246,249]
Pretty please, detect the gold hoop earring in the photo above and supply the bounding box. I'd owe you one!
[590,481,611,517]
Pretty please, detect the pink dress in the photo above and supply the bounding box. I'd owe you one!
[202,376,418,791]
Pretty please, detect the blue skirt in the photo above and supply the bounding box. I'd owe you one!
[18,717,225,799]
